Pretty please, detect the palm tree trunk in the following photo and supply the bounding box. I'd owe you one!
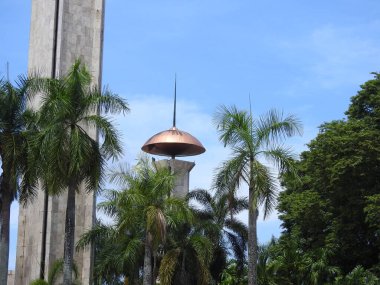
[63,181,76,285]
[152,253,158,284]
[143,231,153,285]
[0,189,11,285]
[248,188,258,285]
[39,190,49,280]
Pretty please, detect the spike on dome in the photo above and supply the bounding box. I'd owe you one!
[141,78,206,159]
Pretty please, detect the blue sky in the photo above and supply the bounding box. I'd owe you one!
[1,0,380,270]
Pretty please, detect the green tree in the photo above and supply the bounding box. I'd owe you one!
[213,105,302,285]
[278,72,380,278]
[257,242,279,285]
[77,220,137,284]
[269,236,309,285]
[0,77,38,284]
[31,60,129,285]
[220,260,248,285]
[30,259,80,285]
[346,72,380,124]
[188,189,248,283]
[280,119,380,274]
[159,223,213,285]
[334,266,379,285]
[80,157,192,285]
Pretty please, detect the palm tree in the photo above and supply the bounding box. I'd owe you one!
[220,260,248,285]
[77,213,144,284]
[188,189,248,283]
[159,223,213,285]
[30,60,129,285]
[334,266,379,285]
[307,248,340,285]
[257,242,279,285]
[213,105,302,285]
[0,77,38,284]
[30,259,81,285]
[79,156,193,285]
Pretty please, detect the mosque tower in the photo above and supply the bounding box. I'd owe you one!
[141,80,206,198]
[14,1,104,284]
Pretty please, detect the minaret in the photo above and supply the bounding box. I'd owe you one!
[141,80,205,198]
[14,1,104,284]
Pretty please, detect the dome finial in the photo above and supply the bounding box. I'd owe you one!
[141,77,206,158]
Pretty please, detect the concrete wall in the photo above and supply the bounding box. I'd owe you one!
[15,0,104,284]
[154,159,195,198]
[7,270,15,285]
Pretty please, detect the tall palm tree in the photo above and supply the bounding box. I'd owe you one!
[188,189,248,283]
[213,105,302,285]
[0,77,38,285]
[30,60,129,285]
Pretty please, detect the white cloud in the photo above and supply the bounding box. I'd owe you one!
[278,21,380,92]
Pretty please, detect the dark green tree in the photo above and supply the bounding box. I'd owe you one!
[31,60,129,285]
[159,223,213,285]
[278,72,380,278]
[346,72,380,124]
[0,77,38,285]
[188,189,248,283]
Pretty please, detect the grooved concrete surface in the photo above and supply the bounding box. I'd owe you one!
[154,159,196,199]
[14,1,104,284]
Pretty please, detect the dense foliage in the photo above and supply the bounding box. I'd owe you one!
[77,158,249,285]
[275,72,380,283]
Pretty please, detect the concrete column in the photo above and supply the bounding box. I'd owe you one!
[154,159,195,198]
[7,270,15,285]
[15,0,104,284]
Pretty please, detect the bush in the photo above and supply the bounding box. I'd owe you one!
[30,279,49,285]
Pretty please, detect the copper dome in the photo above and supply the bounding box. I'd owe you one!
[141,126,205,158]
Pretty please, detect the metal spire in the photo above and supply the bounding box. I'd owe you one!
[173,74,177,128]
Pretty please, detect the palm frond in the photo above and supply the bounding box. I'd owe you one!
[225,218,248,241]
[159,249,181,285]
[255,109,302,148]
[213,105,252,148]
[86,86,129,115]
[213,150,249,195]
[187,188,212,207]
[252,161,278,219]
[84,115,123,159]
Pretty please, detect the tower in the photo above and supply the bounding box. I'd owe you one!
[14,1,104,284]
[141,81,205,198]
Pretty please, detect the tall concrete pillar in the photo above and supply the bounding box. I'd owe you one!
[15,1,104,284]
[154,159,195,198]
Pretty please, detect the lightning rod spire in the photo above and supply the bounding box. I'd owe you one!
[173,74,177,128]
